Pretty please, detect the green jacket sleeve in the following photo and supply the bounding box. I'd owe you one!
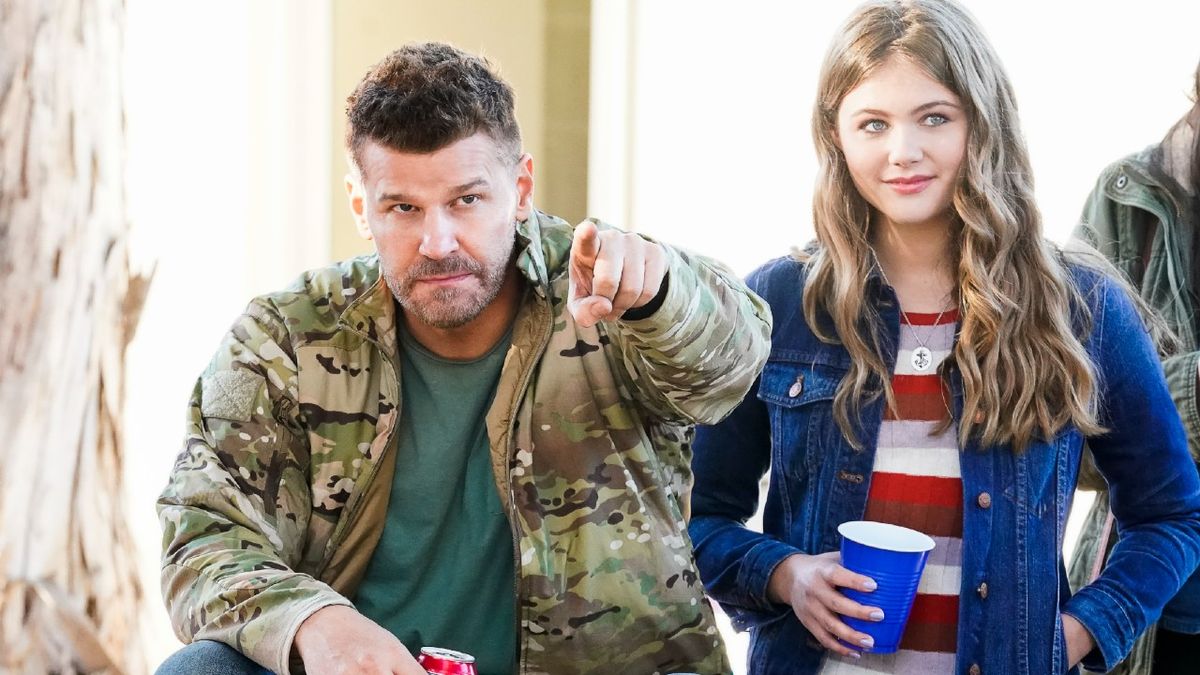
[157,301,352,675]
[604,232,772,426]
[1164,351,1200,462]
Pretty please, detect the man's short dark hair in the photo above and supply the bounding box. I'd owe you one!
[345,42,522,173]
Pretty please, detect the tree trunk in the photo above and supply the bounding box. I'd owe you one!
[0,0,149,672]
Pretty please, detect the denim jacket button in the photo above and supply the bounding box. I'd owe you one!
[968,665,981,675]
[976,492,992,509]
[976,581,989,599]
[788,374,805,398]
[837,470,864,484]
[1115,174,1128,189]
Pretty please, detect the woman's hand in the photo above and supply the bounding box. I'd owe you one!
[767,552,884,658]
[1062,613,1096,669]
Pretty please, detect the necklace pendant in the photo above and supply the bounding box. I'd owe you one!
[911,346,933,372]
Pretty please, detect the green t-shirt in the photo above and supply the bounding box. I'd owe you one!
[354,322,516,675]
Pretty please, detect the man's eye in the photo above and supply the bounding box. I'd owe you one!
[461,195,479,205]
[394,203,415,213]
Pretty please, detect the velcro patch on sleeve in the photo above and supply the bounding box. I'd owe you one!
[201,370,265,422]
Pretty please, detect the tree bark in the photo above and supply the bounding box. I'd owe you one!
[0,0,148,672]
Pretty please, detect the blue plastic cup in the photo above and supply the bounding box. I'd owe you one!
[836,520,936,654]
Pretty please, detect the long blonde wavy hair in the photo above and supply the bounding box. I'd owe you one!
[804,0,1105,451]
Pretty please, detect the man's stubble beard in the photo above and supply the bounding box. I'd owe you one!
[385,223,517,330]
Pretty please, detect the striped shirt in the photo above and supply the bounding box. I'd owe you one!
[820,309,961,675]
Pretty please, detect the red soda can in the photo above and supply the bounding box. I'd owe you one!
[417,647,478,675]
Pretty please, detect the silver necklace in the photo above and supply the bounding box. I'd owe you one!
[874,260,952,372]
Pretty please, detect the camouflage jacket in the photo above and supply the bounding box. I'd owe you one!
[158,211,771,675]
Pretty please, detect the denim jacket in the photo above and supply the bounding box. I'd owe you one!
[689,254,1200,675]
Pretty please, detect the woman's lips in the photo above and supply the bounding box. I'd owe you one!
[884,176,934,195]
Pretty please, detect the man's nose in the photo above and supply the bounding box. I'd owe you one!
[418,211,460,260]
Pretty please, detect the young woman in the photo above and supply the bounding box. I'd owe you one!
[1068,62,1200,675]
[687,2,1200,674]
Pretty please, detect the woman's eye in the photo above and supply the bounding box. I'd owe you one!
[863,120,887,133]
[924,113,949,126]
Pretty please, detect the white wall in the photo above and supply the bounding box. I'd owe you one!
[123,1,331,666]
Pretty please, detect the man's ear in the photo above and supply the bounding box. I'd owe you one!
[514,153,534,222]
[345,173,372,241]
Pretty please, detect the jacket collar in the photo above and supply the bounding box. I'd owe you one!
[513,209,559,298]
[1109,147,1191,222]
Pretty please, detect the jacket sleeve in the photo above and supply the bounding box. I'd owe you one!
[687,264,800,630]
[603,228,772,426]
[157,300,352,675]
[1064,276,1200,671]
[1164,351,1200,460]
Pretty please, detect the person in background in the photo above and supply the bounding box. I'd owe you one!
[686,1,1200,674]
[1069,60,1200,675]
[154,42,768,675]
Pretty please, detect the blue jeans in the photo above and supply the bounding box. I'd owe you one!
[156,640,273,675]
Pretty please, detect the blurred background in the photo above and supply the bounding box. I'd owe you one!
[7,0,1198,672]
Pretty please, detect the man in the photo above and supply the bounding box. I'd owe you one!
[156,42,769,675]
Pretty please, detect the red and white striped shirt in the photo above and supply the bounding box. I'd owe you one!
[820,309,961,674]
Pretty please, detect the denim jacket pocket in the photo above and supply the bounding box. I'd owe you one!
[757,360,843,480]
